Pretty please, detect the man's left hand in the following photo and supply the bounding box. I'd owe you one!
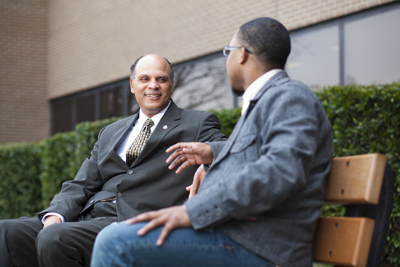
[126,205,192,246]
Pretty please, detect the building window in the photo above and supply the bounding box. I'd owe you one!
[51,79,134,134]
[287,2,400,89]
[76,94,95,125]
[344,6,400,85]
[287,23,340,90]
[52,98,73,134]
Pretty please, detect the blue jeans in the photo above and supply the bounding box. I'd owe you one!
[91,222,274,267]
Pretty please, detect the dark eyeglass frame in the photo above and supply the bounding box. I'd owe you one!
[222,46,253,56]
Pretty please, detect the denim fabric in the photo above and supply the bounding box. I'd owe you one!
[91,222,274,267]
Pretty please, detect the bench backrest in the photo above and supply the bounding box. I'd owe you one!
[312,153,394,267]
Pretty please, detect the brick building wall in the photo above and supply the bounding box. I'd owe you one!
[0,0,396,143]
[0,0,49,143]
[47,0,395,99]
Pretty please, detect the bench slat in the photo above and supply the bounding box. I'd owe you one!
[313,217,375,267]
[324,153,386,204]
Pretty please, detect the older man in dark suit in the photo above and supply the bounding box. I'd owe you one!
[0,54,226,267]
[91,18,333,267]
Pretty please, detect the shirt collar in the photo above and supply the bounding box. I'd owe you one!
[137,100,171,128]
[241,69,283,115]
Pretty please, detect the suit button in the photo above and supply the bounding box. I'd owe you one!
[128,170,134,175]
[117,192,122,198]
[90,200,94,204]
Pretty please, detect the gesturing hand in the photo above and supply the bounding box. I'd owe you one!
[186,164,207,199]
[126,205,192,246]
[166,142,213,174]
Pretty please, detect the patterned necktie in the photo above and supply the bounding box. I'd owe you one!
[126,118,154,166]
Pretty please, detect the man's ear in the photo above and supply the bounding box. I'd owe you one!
[238,47,249,65]
[130,79,135,94]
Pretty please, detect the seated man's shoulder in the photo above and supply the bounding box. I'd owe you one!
[272,78,322,104]
[110,116,134,127]
[100,116,135,134]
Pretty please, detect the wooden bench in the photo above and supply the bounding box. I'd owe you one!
[312,153,394,267]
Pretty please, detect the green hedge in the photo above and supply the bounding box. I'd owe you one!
[0,82,399,265]
[209,107,242,137]
[40,131,77,207]
[0,142,42,218]
[316,82,400,266]
[70,117,121,176]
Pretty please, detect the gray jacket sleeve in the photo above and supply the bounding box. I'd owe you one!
[206,141,227,161]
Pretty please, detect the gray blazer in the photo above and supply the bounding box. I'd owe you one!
[186,72,333,267]
[39,101,227,222]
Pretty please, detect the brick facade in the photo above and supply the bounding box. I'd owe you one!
[46,0,395,99]
[0,0,396,143]
[0,0,48,143]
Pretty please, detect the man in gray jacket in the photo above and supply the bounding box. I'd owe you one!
[91,18,333,267]
[0,54,226,267]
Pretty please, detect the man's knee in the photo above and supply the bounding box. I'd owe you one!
[0,219,19,247]
[0,218,39,244]
[94,222,142,253]
[0,219,18,235]
[36,223,66,254]
[0,218,42,267]
[94,222,121,249]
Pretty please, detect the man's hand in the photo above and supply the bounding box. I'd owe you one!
[43,215,62,229]
[186,164,207,199]
[126,205,191,246]
[166,142,213,173]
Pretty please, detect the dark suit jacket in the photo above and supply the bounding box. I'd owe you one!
[39,101,226,222]
[186,72,333,267]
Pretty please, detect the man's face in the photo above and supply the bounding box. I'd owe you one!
[130,55,173,118]
[226,32,245,94]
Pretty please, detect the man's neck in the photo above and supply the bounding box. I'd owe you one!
[242,61,275,92]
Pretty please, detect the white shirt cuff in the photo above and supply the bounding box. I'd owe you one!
[41,212,65,224]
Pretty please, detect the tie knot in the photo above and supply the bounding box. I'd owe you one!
[145,118,154,128]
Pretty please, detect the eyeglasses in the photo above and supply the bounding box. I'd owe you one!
[223,46,253,56]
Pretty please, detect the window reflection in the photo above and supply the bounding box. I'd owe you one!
[287,24,340,90]
[344,7,400,85]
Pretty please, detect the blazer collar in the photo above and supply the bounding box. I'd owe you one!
[213,72,289,165]
[245,71,289,118]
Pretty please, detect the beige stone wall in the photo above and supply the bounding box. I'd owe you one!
[0,0,49,143]
[47,0,395,99]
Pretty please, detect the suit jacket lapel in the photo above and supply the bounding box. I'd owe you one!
[131,101,181,167]
[109,113,139,169]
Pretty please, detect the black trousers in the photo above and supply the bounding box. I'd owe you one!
[0,216,117,267]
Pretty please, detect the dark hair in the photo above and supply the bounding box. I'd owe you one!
[237,17,291,68]
[130,55,175,83]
